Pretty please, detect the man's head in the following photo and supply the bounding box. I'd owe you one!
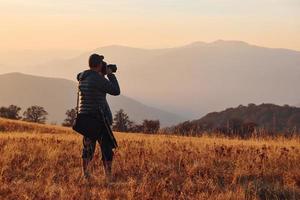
[89,54,104,72]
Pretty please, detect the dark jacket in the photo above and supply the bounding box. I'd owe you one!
[76,70,120,125]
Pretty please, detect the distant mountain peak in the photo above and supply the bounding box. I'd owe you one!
[100,44,133,49]
[0,72,75,82]
[182,40,251,49]
[93,44,147,52]
[0,72,27,77]
[211,40,250,46]
[184,41,207,48]
[93,40,252,52]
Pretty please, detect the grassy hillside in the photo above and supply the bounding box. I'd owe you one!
[0,118,299,199]
[0,117,72,134]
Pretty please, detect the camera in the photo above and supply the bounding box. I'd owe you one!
[102,61,117,75]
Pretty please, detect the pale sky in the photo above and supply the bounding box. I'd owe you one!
[0,0,299,51]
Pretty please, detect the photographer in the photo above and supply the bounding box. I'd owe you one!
[76,54,120,180]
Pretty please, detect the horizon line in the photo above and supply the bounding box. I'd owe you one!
[1,39,300,53]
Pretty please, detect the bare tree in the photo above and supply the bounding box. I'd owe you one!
[23,105,48,124]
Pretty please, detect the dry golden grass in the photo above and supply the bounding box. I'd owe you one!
[0,118,300,199]
[0,117,72,134]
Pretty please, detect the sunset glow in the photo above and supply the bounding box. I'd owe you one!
[0,0,299,51]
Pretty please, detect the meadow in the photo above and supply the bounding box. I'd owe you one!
[0,118,299,200]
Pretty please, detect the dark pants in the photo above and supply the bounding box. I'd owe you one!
[82,127,114,162]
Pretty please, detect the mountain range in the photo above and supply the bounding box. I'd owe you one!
[0,72,183,126]
[164,103,300,135]
[1,40,300,119]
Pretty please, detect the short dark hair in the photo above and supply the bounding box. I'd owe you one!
[89,54,104,68]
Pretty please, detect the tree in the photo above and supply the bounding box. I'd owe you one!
[129,123,144,133]
[0,105,22,119]
[113,109,133,132]
[142,120,160,134]
[175,121,192,135]
[23,105,48,124]
[62,108,77,127]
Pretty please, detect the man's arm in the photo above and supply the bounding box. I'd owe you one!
[96,73,120,96]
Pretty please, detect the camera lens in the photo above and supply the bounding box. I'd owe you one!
[108,64,117,73]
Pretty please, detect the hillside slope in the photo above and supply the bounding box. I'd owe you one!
[0,73,184,126]
[0,117,72,134]
[165,103,300,134]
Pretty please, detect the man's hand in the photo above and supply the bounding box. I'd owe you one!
[106,67,113,75]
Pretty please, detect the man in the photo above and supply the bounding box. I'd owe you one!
[76,54,120,180]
